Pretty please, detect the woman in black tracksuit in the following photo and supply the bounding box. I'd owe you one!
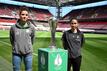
[62,19,85,71]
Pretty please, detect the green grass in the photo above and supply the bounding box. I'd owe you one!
[0,30,107,71]
[81,35,107,71]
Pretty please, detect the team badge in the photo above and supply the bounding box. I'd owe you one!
[77,36,79,38]
[16,30,20,35]
[26,29,30,33]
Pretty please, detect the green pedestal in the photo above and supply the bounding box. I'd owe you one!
[38,48,68,71]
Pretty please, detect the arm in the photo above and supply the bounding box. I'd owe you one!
[81,33,85,47]
[31,28,35,45]
[10,27,14,46]
[62,32,67,50]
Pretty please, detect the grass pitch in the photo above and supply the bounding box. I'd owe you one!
[0,30,107,71]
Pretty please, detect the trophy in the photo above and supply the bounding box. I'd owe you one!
[48,17,57,50]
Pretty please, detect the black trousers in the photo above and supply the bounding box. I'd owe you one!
[67,56,82,71]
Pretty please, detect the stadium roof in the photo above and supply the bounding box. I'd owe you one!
[0,0,50,10]
[61,0,107,17]
[61,0,106,6]
[12,0,56,6]
[0,0,107,18]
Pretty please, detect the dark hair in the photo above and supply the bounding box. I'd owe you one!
[69,18,78,23]
[19,6,29,14]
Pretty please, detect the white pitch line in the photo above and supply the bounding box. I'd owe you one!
[0,40,11,46]
[32,53,38,56]
[70,67,81,71]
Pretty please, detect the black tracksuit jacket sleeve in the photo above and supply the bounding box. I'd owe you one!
[62,32,68,50]
[81,33,85,47]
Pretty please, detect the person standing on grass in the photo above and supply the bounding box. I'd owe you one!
[10,6,35,71]
[62,18,85,71]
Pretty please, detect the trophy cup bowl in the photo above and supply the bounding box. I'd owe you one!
[48,17,57,50]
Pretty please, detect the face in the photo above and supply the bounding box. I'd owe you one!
[70,19,78,30]
[19,10,29,22]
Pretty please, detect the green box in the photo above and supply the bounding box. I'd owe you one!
[38,48,68,71]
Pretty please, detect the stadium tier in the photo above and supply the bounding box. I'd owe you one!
[63,6,107,19]
[57,21,107,31]
[60,5,107,32]
[0,18,16,30]
[0,3,107,32]
[0,19,16,25]
[0,4,52,31]
[0,4,52,20]
[79,22,107,29]
[34,9,52,21]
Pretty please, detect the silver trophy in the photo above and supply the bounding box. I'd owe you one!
[48,17,57,49]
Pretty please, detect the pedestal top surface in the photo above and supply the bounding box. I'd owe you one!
[38,48,67,52]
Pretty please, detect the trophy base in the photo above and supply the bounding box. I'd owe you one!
[38,48,68,71]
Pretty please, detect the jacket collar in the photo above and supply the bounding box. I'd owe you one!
[15,19,30,29]
[69,28,81,33]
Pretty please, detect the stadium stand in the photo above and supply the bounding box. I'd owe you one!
[56,21,70,31]
[33,9,52,21]
[13,0,68,6]
[79,21,107,29]
[0,4,52,31]
[0,19,16,25]
[0,18,16,30]
[61,5,107,32]
[0,1,107,33]
[63,6,107,20]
